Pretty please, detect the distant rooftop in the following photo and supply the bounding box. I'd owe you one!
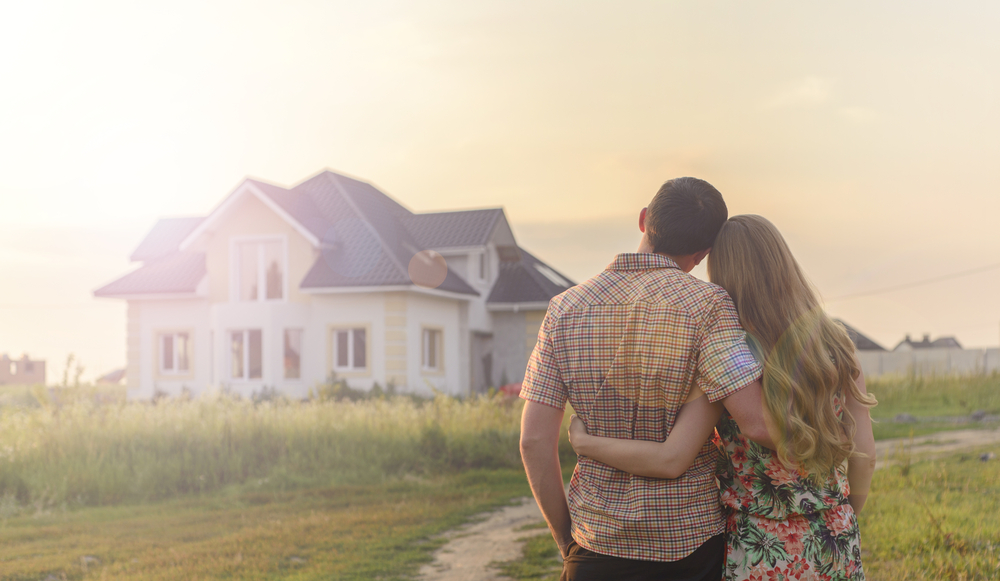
[894,333,963,351]
[835,320,886,351]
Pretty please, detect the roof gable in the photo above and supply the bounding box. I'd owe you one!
[179,179,322,252]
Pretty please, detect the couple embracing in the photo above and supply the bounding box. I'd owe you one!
[519,177,877,581]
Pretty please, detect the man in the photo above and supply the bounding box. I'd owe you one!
[519,177,774,581]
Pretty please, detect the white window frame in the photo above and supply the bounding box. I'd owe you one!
[421,327,443,372]
[158,331,191,375]
[284,328,303,380]
[229,328,263,381]
[231,235,288,303]
[332,327,368,372]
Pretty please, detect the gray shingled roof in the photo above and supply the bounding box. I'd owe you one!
[102,170,480,297]
[95,252,206,296]
[931,337,962,349]
[403,209,504,249]
[487,248,574,305]
[893,334,963,350]
[247,178,329,241]
[835,319,886,351]
[103,170,575,301]
[289,172,477,295]
[129,217,203,262]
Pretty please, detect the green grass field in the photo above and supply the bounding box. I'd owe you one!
[0,375,997,580]
[495,447,1000,581]
[0,469,532,580]
[866,374,1000,441]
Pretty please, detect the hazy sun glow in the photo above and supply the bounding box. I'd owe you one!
[2,0,999,380]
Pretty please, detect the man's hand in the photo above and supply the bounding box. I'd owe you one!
[721,379,777,449]
[520,400,573,556]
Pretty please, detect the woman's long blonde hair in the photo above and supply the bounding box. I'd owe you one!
[707,215,876,480]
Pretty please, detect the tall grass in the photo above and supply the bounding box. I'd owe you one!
[861,448,1000,581]
[0,393,555,512]
[867,373,1000,419]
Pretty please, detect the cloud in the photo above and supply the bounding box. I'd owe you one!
[766,76,834,108]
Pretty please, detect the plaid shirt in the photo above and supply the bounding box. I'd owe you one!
[520,253,762,562]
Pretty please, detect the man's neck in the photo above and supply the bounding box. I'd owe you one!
[636,241,697,273]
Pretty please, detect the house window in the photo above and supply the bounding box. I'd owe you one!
[478,252,489,280]
[230,329,262,380]
[422,328,442,371]
[159,332,190,374]
[333,328,366,371]
[236,240,284,301]
[284,329,302,379]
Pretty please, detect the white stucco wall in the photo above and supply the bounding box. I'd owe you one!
[490,309,544,387]
[406,293,466,396]
[442,248,495,334]
[304,293,388,395]
[131,298,212,400]
[210,300,322,399]
[857,347,1000,378]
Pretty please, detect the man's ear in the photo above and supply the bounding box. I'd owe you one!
[638,207,648,233]
[692,248,711,266]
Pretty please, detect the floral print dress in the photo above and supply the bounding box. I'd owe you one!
[714,393,865,581]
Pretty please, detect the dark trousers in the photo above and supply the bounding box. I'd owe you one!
[559,534,724,581]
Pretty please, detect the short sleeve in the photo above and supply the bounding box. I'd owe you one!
[519,307,568,409]
[696,293,763,403]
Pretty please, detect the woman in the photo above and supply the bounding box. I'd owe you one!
[569,215,877,581]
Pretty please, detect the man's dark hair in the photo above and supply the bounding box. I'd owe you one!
[644,177,728,256]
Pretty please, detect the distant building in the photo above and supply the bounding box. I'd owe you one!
[834,319,886,351]
[97,368,127,385]
[894,333,963,351]
[0,354,46,385]
[850,330,996,378]
[94,169,573,400]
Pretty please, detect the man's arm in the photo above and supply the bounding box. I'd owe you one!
[520,400,572,557]
[721,379,777,449]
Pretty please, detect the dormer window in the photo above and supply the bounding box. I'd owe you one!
[236,239,285,301]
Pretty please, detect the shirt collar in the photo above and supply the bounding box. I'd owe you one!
[606,252,680,272]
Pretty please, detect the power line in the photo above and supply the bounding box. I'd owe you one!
[826,261,1000,302]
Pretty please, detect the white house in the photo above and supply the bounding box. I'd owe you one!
[95,170,574,400]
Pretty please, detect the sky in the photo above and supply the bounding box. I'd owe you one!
[2,1,999,382]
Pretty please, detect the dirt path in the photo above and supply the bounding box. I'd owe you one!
[419,428,1000,581]
[417,497,550,581]
[874,426,1000,466]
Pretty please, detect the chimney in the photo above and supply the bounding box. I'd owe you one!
[923,333,930,343]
